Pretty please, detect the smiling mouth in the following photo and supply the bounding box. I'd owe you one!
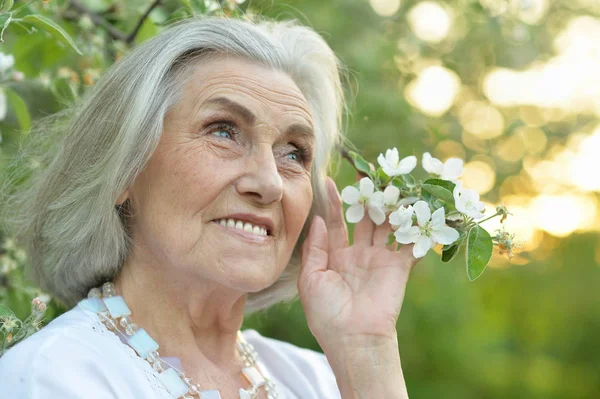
[211,218,273,244]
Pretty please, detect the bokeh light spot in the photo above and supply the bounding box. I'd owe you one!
[405,65,461,117]
[407,1,452,43]
[462,160,496,195]
[370,0,402,17]
[459,101,505,139]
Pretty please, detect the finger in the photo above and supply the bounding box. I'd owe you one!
[353,212,375,247]
[299,216,329,284]
[372,220,393,247]
[396,243,420,270]
[325,177,349,252]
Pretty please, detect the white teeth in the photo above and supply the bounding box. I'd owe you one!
[215,218,269,237]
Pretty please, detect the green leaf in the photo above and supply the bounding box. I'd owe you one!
[348,150,372,176]
[466,225,493,281]
[22,15,82,55]
[423,178,456,192]
[441,243,460,262]
[0,304,17,320]
[375,167,391,185]
[0,0,13,14]
[4,88,31,132]
[401,174,416,188]
[441,231,465,263]
[422,183,454,204]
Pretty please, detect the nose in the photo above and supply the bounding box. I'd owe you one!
[236,143,283,205]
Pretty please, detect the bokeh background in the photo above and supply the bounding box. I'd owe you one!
[1,0,599,397]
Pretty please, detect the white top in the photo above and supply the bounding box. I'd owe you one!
[0,301,341,399]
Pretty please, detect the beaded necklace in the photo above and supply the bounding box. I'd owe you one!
[79,282,279,399]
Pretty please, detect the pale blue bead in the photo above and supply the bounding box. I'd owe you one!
[103,296,131,318]
[127,328,159,359]
[157,368,189,398]
[200,391,222,399]
[78,298,106,313]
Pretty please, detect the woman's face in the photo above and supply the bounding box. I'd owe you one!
[121,57,315,292]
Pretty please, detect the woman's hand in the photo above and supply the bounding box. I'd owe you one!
[298,176,420,352]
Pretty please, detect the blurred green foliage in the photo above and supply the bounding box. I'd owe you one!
[1,0,599,397]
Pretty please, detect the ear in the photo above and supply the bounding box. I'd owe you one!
[115,189,130,206]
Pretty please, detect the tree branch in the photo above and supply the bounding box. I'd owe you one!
[125,0,162,44]
[68,0,128,42]
[67,0,163,44]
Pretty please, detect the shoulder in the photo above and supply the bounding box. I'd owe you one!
[242,329,341,399]
[0,303,155,399]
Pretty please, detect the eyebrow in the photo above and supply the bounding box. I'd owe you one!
[204,96,315,140]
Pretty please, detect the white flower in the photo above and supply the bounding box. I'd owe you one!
[389,205,414,231]
[453,182,485,219]
[341,177,386,225]
[0,90,6,121]
[394,201,460,258]
[0,53,14,74]
[422,152,464,182]
[382,185,400,213]
[377,147,417,177]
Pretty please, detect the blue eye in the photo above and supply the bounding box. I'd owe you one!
[212,129,233,139]
[286,152,299,161]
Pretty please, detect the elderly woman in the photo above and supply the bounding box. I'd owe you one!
[0,16,418,399]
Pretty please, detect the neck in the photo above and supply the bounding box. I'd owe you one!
[112,253,247,373]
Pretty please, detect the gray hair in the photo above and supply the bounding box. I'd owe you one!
[1,16,347,311]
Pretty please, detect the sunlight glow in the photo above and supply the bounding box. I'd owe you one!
[370,0,402,17]
[483,16,600,115]
[407,2,452,43]
[459,101,505,139]
[405,65,460,116]
[462,161,496,195]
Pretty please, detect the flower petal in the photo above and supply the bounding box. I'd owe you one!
[341,185,360,205]
[422,152,444,175]
[431,226,460,245]
[382,165,398,176]
[346,204,365,223]
[369,191,384,207]
[368,205,386,225]
[394,226,420,244]
[396,156,417,175]
[359,177,374,197]
[413,236,434,258]
[386,147,399,167]
[377,153,389,170]
[442,158,464,181]
[413,201,431,226]
[383,185,400,205]
[431,207,446,228]
[389,207,413,230]
[398,196,419,206]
